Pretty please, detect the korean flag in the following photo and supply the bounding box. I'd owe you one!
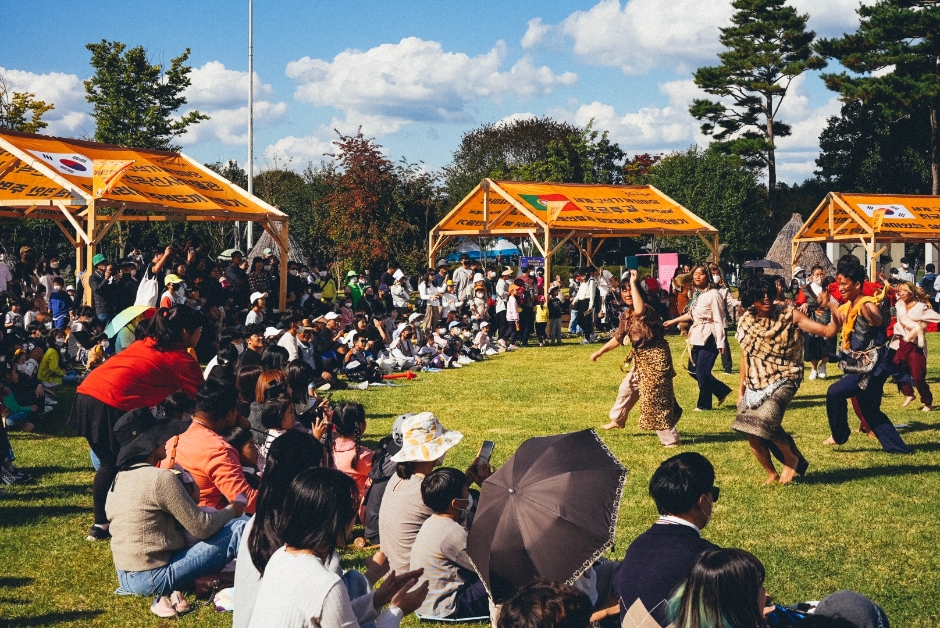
[28,150,93,178]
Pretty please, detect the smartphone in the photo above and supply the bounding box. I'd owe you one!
[478,440,496,464]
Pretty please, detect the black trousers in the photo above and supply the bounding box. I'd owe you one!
[690,336,732,410]
[720,335,733,372]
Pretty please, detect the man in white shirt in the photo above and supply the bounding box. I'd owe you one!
[245,292,267,326]
[276,313,304,361]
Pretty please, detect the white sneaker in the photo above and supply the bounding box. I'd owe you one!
[451,361,463,368]
[809,370,818,380]
[457,356,474,365]
[485,348,498,356]
[45,398,58,405]
[356,381,369,390]
[818,365,827,379]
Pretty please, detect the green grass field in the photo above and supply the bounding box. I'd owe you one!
[3,334,940,627]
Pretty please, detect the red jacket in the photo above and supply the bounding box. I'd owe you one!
[161,421,258,514]
[77,337,204,411]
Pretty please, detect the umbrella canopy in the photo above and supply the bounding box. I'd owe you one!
[490,239,521,254]
[467,429,627,602]
[105,305,155,337]
[744,259,783,270]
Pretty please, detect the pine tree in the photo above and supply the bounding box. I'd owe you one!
[817,0,940,194]
[690,0,825,215]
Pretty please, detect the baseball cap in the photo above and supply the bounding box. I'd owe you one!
[408,312,423,323]
[164,274,183,286]
[250,291,268,304]
[324,311,340,320]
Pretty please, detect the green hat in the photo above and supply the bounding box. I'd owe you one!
[346,270,359,278]
[92,253,107,266]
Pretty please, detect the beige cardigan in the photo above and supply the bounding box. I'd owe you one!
[891,300,940,355]
[106,464,235,571]
[687,289,727,348]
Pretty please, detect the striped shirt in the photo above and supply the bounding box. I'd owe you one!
[410,515,473,617]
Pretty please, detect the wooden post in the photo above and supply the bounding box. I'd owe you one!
[84,200,96,306]
[870,233,877,281]
[543,227,551,302]
[278,218,289,311]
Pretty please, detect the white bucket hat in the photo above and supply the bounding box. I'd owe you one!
[391,412,464,462]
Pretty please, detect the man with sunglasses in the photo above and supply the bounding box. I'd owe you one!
[612,452,720,627]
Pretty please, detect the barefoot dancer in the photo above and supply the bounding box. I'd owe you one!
[592,270,682,446]
[824,257,910,454]
[732,275,838,484]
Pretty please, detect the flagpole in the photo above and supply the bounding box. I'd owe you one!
[246,0,255,250]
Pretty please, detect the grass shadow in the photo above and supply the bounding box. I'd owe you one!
[0,505,91,527]
[3,610,104,626]
[19,466,88,479]
[800,464,940,485]
[5,484,91,500]
[0,577,33,588]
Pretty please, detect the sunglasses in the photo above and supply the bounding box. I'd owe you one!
[709,487,720,502]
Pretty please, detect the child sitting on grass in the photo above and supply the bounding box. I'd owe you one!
[257,386,295,473]
[410,467,488,619]
[38,329,66,386]
[86,333,110,371]
[326,401,373,521]
[221,425,261,489]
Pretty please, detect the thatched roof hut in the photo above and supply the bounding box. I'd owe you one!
[765,213,835,280]
[246,229,310,267]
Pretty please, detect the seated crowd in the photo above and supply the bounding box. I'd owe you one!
[0,243,891,628]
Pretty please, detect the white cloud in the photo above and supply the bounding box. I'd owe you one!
[521,18,551,48]
[0,66,92,136]
[262,133,335,167]
[496,112,537,126]
[184,61,275,109]
[526,0,865,76]
[285,37,577,135]
[178,61,289,146]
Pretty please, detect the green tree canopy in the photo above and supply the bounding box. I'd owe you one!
[817,0,940,193]
[442,117,625,204]
[0,75,54,134]
[690,0,825,215]
[648,146,768,263]
[84,40,207,150]
[815,99,931,194]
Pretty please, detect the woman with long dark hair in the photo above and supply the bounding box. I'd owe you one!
[665,266,731,411]
[246,468,429,628]
[69,305,205,541]
[591,270,682,446]
[668,548,767,628]
[234,431,324,628]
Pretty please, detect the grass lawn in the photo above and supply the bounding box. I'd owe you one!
[3,334,940,626]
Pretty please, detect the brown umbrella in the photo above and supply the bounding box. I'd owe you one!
[466,429,627,602]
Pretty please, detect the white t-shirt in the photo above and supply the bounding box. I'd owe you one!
[245,309,264,326]
[247,547,402,628]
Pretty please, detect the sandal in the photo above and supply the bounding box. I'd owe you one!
[151,595,178,618]
[170,590,191,615]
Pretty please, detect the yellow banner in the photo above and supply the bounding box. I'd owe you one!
[93,159,135,198]
[798,193,940,239]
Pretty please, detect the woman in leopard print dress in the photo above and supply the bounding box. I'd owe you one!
[592,270,682,446]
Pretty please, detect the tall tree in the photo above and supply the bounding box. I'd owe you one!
[815,99,931,194]
[322,130,442,275]
[442,117,623,204]
[816,1,940,194]
[0,75,54,133]
[648,146,769,262]
[84,40,207,150]
[690,0,825,215]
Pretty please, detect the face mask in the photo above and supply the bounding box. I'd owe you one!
[290,269,299,276]
[344,302,352,308]
[235,341,245,354]
[319,271,327,277]
[812,276,822,286]
[101,340,110,349]
[313,293,322,299]
[712,275,721,284]
[55,337,65,346]
[300,271,309,279]
[264,264,272,272]
[902,263,909,269]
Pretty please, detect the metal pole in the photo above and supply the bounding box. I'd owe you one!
[246,0,255,249]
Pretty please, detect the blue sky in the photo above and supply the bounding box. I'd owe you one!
[1,0,865,182]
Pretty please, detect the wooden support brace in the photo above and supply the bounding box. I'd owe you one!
[53,220,79,247]
[54,202,91,244]
[528,231,546,257]
[92,204,127,246]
